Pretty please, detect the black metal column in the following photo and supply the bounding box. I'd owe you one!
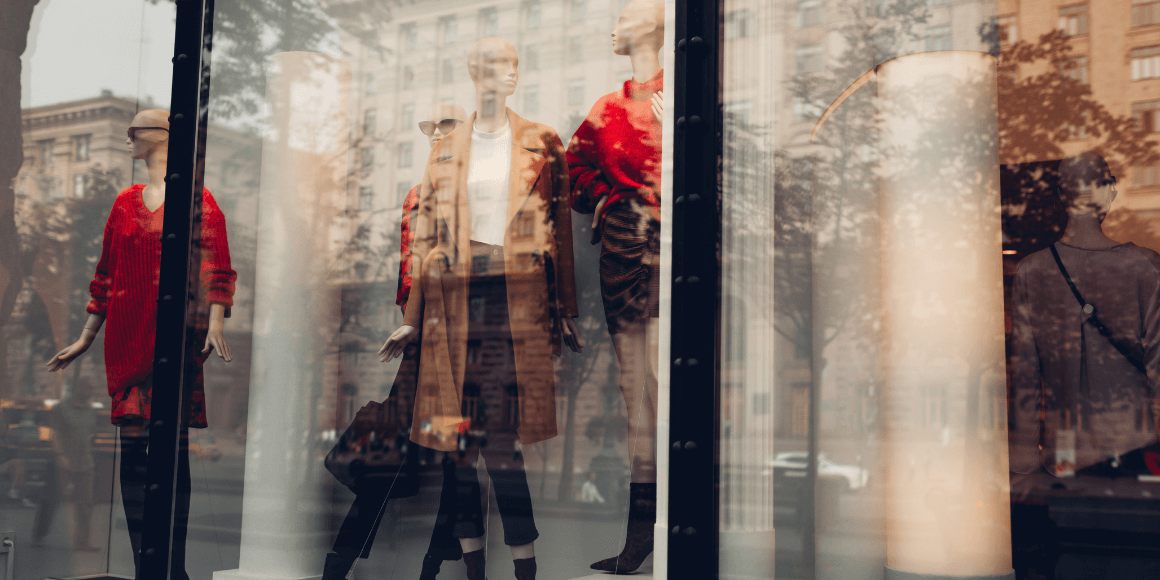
[139,0,214,577]
[668,0,722,578]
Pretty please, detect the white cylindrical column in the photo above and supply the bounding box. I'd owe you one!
[877,51,1013,580]
[214,51,350,580]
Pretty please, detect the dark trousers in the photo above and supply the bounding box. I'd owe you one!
[452,435,539,546]
[119,425,191,580]
[332,446,463,561]
[449,241,539,546]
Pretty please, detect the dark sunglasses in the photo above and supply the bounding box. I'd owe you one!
[128,126,169,140]
[1097,175,1117,188]
[418,119,463,136]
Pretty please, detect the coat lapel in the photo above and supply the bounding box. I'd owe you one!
[504,109,548,236]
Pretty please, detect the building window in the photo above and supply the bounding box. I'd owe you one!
[568,79,585,107]
[402,23,418,50]
[795,44,823,75]
[480,7,499,37]
[73,134,91,162]
[441,16,458,44]
[1134,0,1160,27]
[39,139,54,168]
[928,0,951,7]
[72,174,88,198]
[525,1,541,29]
[401,103,415,130]
[997,14,1018,45]
[398,142,413,168]
[570,0,587,21]
[797,0,823,28]
[358,186,374,211]
[1136,164,1160,187]
[363,109,377,135]
[793,97,823,123]
[402,65,414,89]
[1134,100,1160,133]
[364,73,376,96]
[397,182,413,207]
[925,25,952,51]
[516,211,535,238]
[360,146,375,172]
[442,59,454,83]
[524,44,539,71]
[524,85,540,113]
[472,255,490,274]
[725,9,751,39]
[1058,4,1089,36]
[568,37,584,65]
[1061,56,1089,84]
[1131,46,1160,80]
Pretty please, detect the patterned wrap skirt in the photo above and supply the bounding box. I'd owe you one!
[599,198,660,335]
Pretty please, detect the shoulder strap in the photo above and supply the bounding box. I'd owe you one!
[1049,244,1148,376]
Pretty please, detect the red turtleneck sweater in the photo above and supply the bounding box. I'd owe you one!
[567,70,663,222]
[87,184,236,427]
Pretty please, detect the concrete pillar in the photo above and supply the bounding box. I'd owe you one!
[876,51,1013,580]
[213,51,349,580]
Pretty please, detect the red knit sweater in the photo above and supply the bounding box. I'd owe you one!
[567,70,663,222]
[396,183,421,312]
[87,184,236,427]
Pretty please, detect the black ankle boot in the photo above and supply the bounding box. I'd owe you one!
[419,553,443,580]
[590,483,656,574]
[463,547,487,580]
[514,556,537,580]
[322,551,357,580]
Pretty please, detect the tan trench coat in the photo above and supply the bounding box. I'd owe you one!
[402,109,579,452]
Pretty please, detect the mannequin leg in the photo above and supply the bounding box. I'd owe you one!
[590,318,659,574]
[117,424,191,579]
[118,425,149,575]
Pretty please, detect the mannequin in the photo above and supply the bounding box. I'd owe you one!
[323,102,470,580]
[381,37,581,580]
[1010,151,1160,483]
[565,0,664,573]
[45,109,236,579]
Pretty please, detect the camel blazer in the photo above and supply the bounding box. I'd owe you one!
[402,109,579,451]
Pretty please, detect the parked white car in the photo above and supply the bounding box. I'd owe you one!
[763,452,869,491]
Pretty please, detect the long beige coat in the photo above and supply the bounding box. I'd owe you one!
[403,109,579,451]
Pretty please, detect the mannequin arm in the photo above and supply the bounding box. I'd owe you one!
[201,303,232,361]
[46,313,105,372]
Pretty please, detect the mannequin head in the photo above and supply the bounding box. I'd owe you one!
[1058,151,1117,221]
[611,0,665,56]
[421,102,469,148]
[126,109,170,161]
[467,37,519,98]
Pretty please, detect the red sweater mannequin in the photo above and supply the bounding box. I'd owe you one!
[85,184,235,426]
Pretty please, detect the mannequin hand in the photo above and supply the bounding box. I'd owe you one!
[592,196,609,229]
[202,326,233,361]
[202,304,232,361]
[562,317,583,353]
[651,91,664,124]
[45,332,97,372]
[380,325,417,362]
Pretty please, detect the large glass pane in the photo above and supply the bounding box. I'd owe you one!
[720,0,1160,579]
[186,1,674,579]
[3,1,179,578]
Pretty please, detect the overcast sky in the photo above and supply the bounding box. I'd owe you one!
[22,0,177,110]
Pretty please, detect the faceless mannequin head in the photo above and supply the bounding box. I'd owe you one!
[126,109,170,161]
[423,102,469,148]
[467,37,519,98]
[1058,151,1117,221]
[612,0,665,56]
